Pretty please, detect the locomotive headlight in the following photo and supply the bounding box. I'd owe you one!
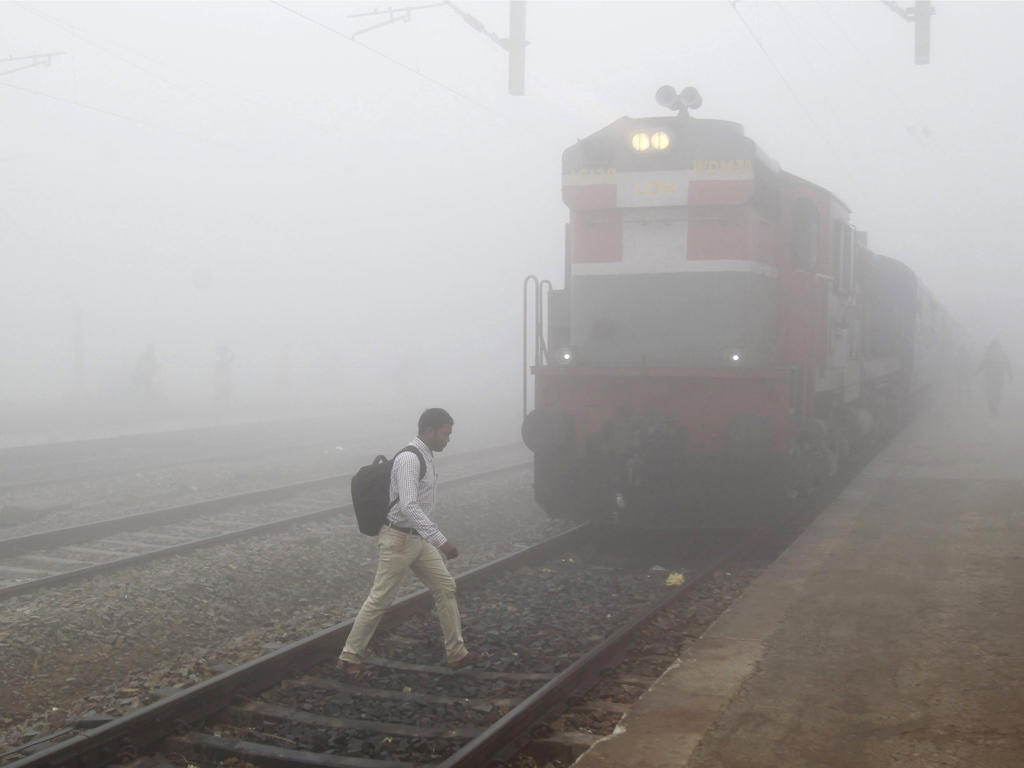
[651,131,670,150]
[631,132,650,151]
[725,347,743,366]
[556,347,574,365]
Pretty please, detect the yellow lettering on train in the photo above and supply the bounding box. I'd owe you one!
[692,159,755,177]
[569,167,617,185]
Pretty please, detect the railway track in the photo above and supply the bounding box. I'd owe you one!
[0,444,529,600]
[2,524,755,768]
[0,436,343,492]
[0,417,409,492]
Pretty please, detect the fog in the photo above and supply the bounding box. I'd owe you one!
[1,1,1020,436]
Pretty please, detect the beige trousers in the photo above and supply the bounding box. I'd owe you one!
[340,525,467,664]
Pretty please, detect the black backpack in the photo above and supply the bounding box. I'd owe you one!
[350,446,426,535]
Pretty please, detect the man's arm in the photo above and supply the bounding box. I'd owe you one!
[392,452,447,548]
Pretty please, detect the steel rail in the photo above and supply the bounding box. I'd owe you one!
[4,524,592,768]
[0,476,346,560]
[0,414,417,491]
[0,457,530,600]
[0,443,520,558]
[439,534,753,768]
[0,427,416,491]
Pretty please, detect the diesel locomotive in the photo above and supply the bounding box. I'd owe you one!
[522,87,949,526]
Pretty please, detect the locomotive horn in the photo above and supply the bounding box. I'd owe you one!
[680,86,702,110]
[655,85,702,113]
[655,85,681,110]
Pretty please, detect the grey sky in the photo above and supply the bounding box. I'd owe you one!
[1,1,1020,407]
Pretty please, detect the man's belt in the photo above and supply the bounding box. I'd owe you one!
[388,523,420,536]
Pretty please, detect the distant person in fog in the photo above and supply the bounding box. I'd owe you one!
[132,343,160,405]
[274,344,291,404]
[952,346,972,403]
[215,345,236,410]
[976,340,1013,417]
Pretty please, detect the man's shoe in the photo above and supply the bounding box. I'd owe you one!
[337,659,365,676]
[448,651,480,671]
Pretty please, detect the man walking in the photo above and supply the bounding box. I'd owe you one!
[339,408,477,672]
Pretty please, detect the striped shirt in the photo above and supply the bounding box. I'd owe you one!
[386,437,446,548]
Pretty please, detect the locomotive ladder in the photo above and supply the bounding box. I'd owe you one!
[523,275,552,419]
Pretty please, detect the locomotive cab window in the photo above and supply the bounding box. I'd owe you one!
[790,197,819,271]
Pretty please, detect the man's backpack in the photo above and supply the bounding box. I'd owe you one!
[350,446,426,535]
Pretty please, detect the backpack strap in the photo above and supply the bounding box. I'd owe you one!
[394,445,427,481]
[387,446,428,515]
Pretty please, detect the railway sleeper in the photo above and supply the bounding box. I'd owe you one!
[0,565,50,579]
[282,677,521,710]
[61,546,146,558]
[362,658,555,683]
[164,731,410,768]
[222,701,485,741]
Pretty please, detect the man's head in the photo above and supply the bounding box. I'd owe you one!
[418,408,454,452]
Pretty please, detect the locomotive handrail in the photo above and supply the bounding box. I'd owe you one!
[523,275,552,419]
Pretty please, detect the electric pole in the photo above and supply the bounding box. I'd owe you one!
[882,1,934,64]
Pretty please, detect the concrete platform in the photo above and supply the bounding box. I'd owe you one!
[575,394,1024,768]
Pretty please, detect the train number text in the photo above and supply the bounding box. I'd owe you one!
[634,180,677,196]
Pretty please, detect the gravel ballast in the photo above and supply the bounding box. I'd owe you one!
[0,466,571,758]
[212,549,759,766]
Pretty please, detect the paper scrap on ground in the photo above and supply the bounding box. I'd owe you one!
[665,572,685,586]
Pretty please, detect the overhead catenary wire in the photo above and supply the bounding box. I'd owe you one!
[10,1,356,172]
[778,2,916,135]
[815,0,933,135]
[269,0,557,147]
[9,1,274,112]
[13,1,510,177]
[772,3,874,168]
[729,2,875,212]
[780,3,950,170]
[12,1,236,117]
